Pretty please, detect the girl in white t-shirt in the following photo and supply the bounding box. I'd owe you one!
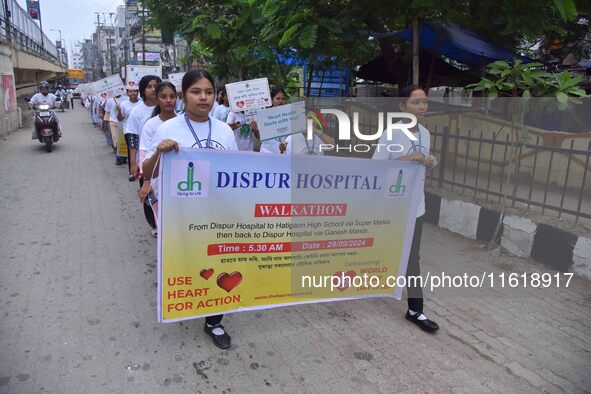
[142,69,237,350]
[125,75,162,181]
[254,87,289,154]
[372,85,440,334]
[137,82,177,237]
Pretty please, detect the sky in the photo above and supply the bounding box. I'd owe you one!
[15,0,125,63]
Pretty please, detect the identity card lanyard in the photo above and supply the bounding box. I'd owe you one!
[185,113,212,149]
[409,128,423,155]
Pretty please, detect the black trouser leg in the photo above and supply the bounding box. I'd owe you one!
[139,177,156,228]
[407,216,424,313]
[125,134,132,172]
[205,315,223,325]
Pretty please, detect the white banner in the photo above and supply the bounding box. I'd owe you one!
[168,72,185,90]
[125,65,162,90]
[91,75,126,99]
[226,78,271,112]
[254,101,307,141]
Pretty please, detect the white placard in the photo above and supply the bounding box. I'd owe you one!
[226,78,271,112]
[91,75,126,99]
[254,101,306,141]
[168,72,185,90]
[125,65,162,89]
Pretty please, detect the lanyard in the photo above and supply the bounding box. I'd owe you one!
[303,133,316,155]
[410,127,423,153]
[184,113,212,149]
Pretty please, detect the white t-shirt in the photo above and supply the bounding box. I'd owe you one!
[213,104,231,123]
[104,97,122,123]
[285,133,324,155]
[209,101,220,118]
[226,111,255,151]
[148,115,238,160]
[31,93,57,107]
[67,89,74,99]
[372,124,431,218]
[260,137,284,154]
[120,98,141,130]
[139,115,165,157]
[125,101,155,136]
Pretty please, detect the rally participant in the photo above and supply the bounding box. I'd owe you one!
[125,75,161,182]
[137,82,177,237]
[212,87,230,122]
[226,107,260,151]
[257,87,288,154]
[67,88,74,109]
[104,95,123,153]
[142,69,238,349]
[120,89,142,172]
[372,85,439,333]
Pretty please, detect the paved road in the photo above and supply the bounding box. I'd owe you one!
[0,107,589,393]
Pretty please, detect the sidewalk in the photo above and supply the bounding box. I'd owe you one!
[0,107,589,393]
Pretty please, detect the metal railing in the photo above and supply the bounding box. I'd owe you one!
[426,119,591,223]
[0,0,60,65]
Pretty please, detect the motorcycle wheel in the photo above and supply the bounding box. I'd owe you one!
[44,136,53,152]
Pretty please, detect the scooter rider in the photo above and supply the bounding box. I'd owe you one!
[29,81,62,137]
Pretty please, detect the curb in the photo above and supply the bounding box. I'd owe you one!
[425,191,591,280]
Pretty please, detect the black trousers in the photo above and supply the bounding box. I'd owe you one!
[406,216,424,313]
[205,315,223,325]
[70,98,74,108]
[138,177,157,229]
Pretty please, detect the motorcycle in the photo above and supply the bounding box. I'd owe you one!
[55,95,64,112]
[29,101,60,152]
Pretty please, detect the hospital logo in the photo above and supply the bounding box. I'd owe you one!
[171,160,210,198]
[386,168,406,198]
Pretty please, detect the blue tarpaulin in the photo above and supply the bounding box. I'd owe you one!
[390,20,533,67]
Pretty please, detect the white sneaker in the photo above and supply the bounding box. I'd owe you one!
[150,228,157,238]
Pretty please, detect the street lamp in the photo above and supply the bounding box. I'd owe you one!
[50,28,63,66]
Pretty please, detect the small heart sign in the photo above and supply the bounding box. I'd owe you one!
[236,100,245,109]
[217,272,242,293]
[128,81,135,87]
[200,268,214,280]
[100,93,107,98]
[264,98,269,102]
[332,270,356,292]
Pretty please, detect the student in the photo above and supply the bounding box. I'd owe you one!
[143,69,238,349]
[258,87,288,154]
[125,75,161,182]
[212,87,230,122]
[104,95,122,153]
[372,85,439,333]
[120,89,142,171]
[67,88,74,109]
[137,81,177,237]
[226,107,260,151]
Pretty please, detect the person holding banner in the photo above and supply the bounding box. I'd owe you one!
[125,75,161,182]
[372,85,439,333]
[284,120,335,155]
[137,81,178,237]
[226,108,260,151]
[142,69,238,349]
[257,87,289,154]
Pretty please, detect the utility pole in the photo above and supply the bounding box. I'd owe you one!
[141,5,146,65]
[50,28,63,66]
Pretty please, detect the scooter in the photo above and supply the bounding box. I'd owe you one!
[26,99,60,152]
[55,95,64,112]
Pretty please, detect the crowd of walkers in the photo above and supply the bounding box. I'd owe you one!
[84,69,440,349]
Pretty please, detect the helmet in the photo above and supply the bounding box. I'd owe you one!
[39,81,49,89]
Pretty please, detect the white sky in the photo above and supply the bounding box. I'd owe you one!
[15,0,125,62]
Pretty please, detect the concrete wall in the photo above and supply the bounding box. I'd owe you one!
[0,41,19,137]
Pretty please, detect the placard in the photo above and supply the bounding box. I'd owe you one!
[91,75,126,99]
[254,101,306,141]
[226,78,271,112]
[125,65,162,90]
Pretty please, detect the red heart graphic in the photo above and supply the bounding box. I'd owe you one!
[129,81,135,86]
[217,272,242,293]
[332,270,356,292]
[264,98,269,102]
[100,93,107,98]
[236,100,245,108]
[200,268,214,280]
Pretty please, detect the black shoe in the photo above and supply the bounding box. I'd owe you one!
[405,311,439,333]
[115,160,125,165]
[128,174,136,182]
[203,323,231,349]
